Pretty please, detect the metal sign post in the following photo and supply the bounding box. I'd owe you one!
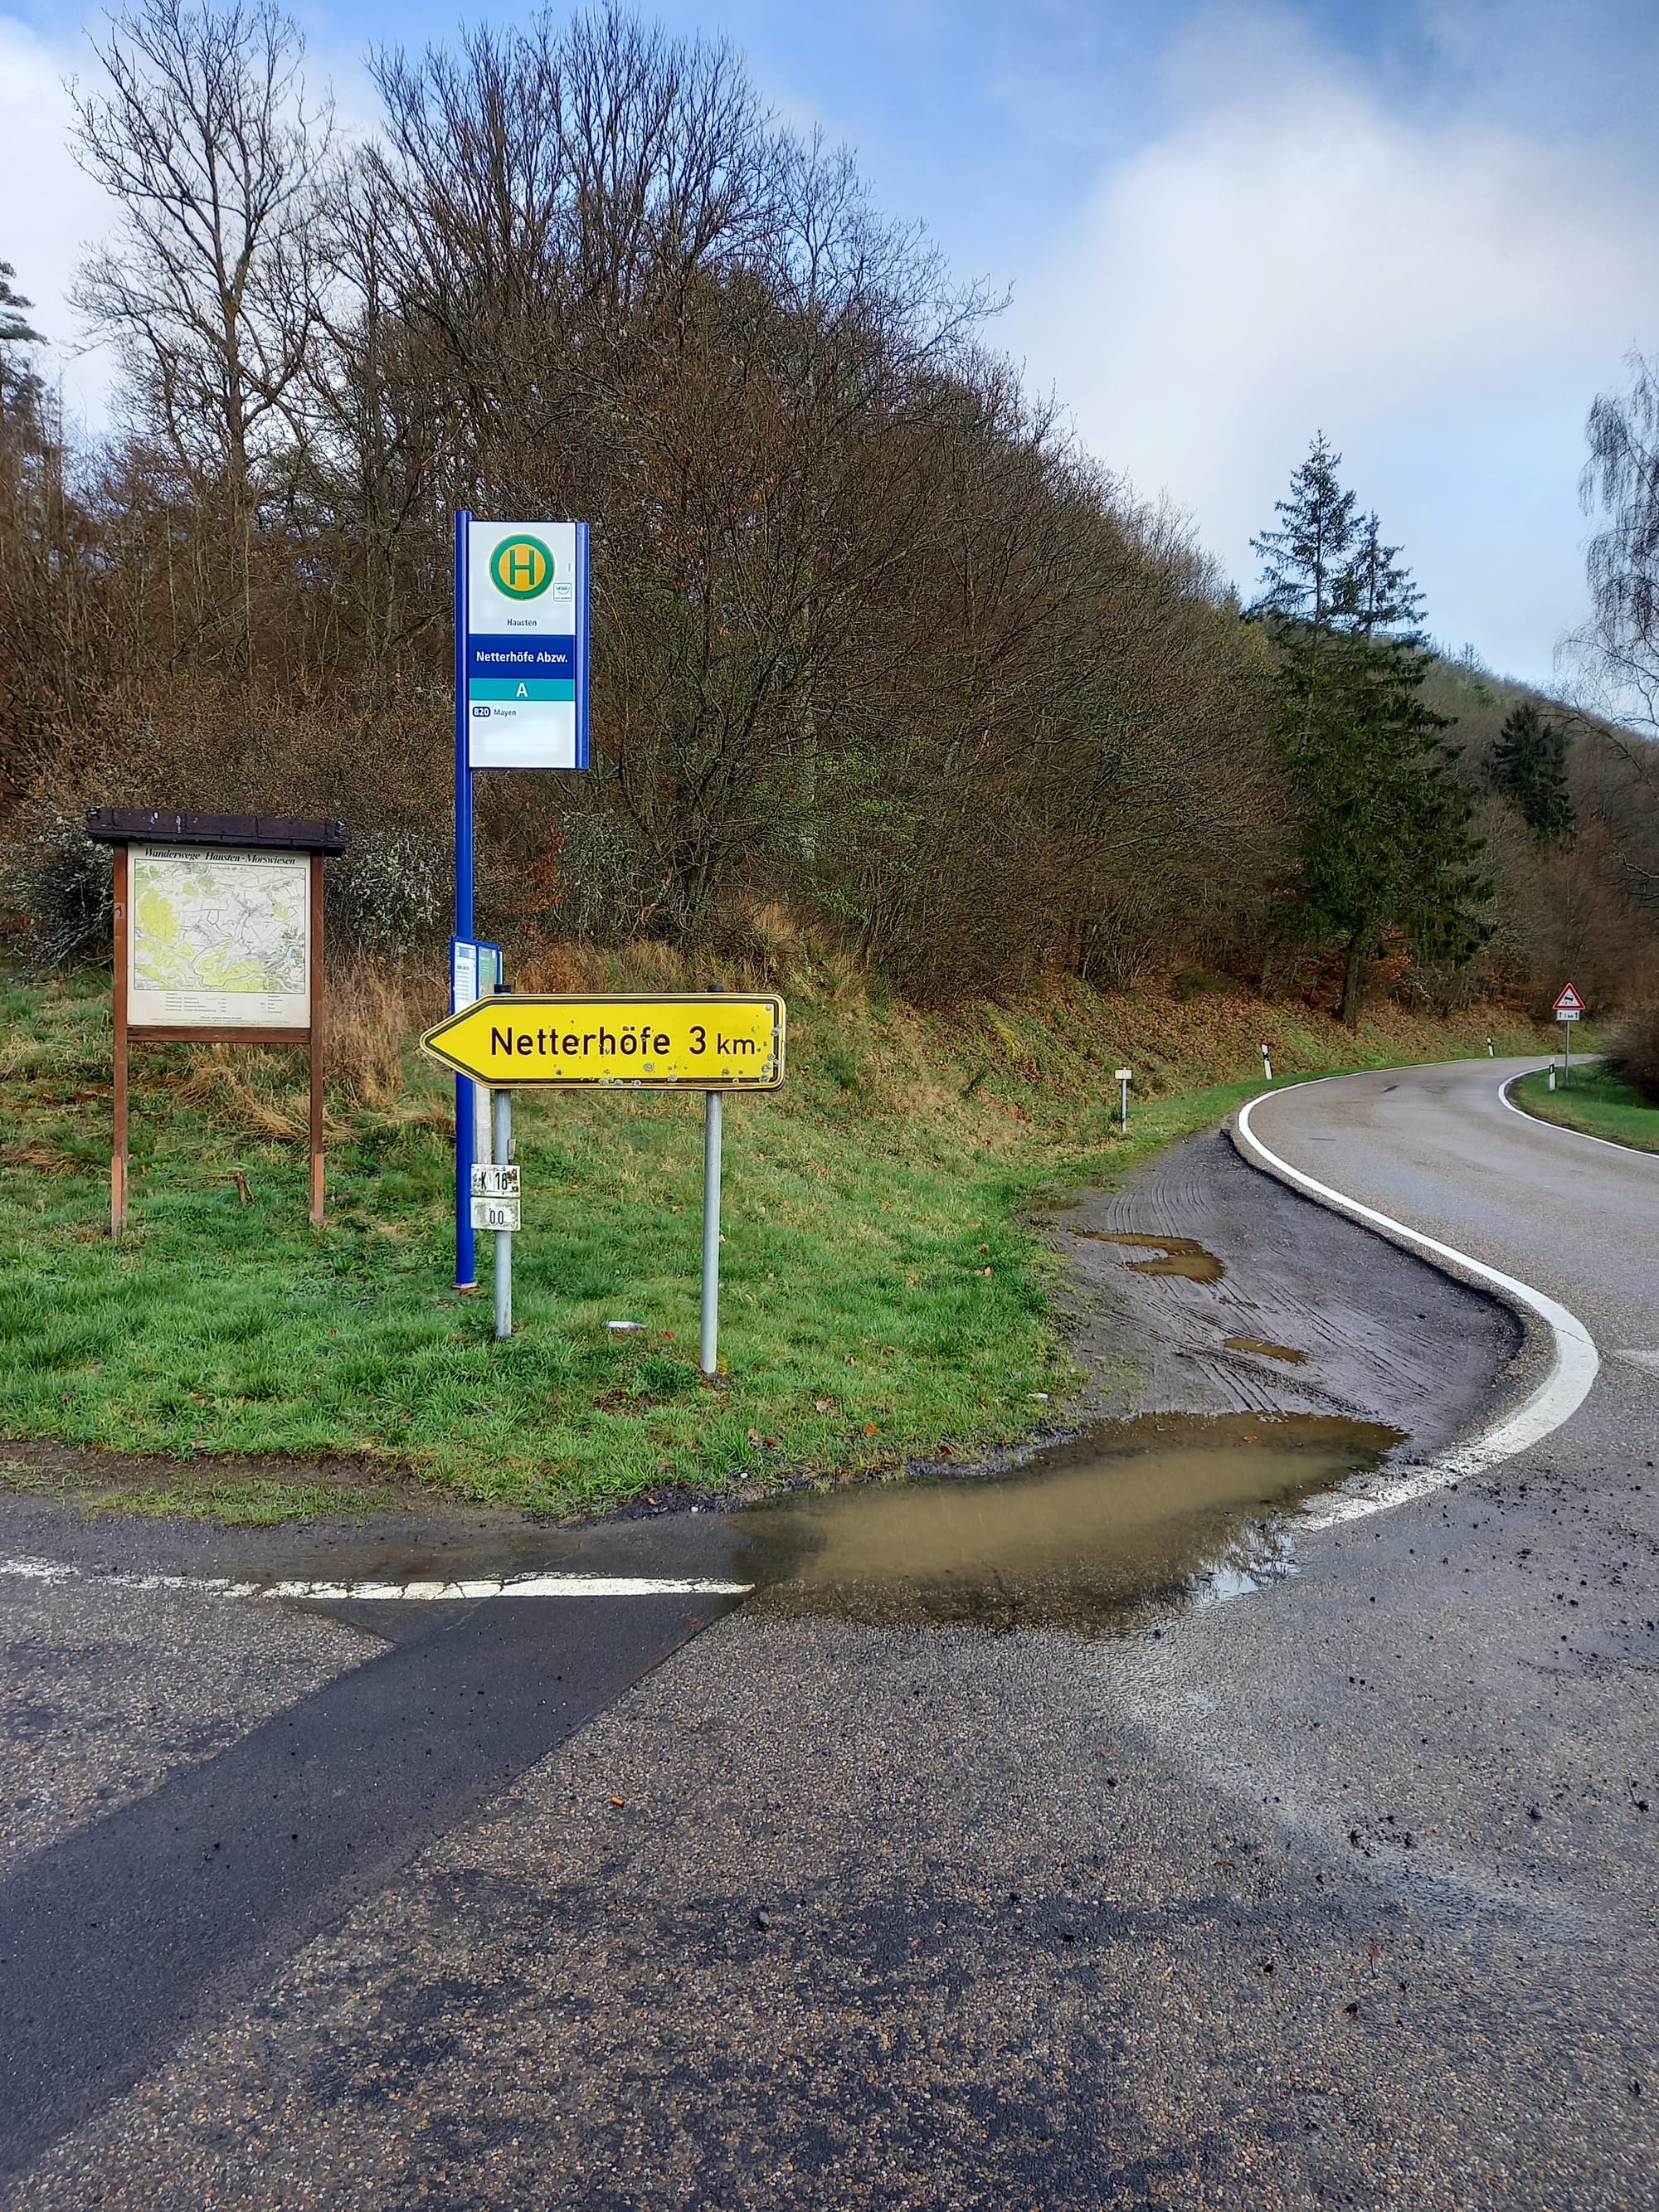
[450,932,501,1291]
[701,1090,724,1374]
[1553,984,1584,1087]
[421,992,784,1374]
[1115,1067,1131,1134]
[469,1150,521,1339]
[492,1088,513,1339]
[454,517,477,1289]
[453,510,589,1289]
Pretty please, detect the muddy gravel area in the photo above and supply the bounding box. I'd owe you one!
[1053,1126,1525,1451]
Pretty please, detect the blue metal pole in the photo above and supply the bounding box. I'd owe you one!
[574,521,591,769]
[455,509,476,1289]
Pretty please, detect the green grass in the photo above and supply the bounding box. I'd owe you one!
[1509,1064,1659,1155]
[0,972,1562,1518]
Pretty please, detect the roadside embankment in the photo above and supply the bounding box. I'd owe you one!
[1507,1064,1659,1155]
[0,959,1562,1517]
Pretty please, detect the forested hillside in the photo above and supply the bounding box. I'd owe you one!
[2,0,1656,1023]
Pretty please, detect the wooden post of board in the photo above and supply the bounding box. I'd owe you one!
[309,850,324,1224]
[111,843,129,1237]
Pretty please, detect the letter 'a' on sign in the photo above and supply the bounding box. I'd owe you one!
[419,994,786,1091]
[464,519,590,771]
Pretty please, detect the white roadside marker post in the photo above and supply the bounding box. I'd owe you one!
[1261,1042,1273,1082]
[1487,1037,1494,1056]
[1549,1062,1557,1091]
[1116,1067,1131,1134]
[701,1089,723,1375]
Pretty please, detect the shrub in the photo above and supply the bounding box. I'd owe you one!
[1603,1004,1659,1105]
[0,815,112,972]
[328,827,448,959]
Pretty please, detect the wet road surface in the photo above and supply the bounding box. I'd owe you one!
[2,1056,1657,2206]
[1243,1056,1656,1408]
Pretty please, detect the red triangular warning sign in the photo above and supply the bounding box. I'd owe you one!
[1552,984,1584,1015]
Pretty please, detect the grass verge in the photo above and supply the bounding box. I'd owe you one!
[0,967,1562,1518]
[1508,1065,1659,1155]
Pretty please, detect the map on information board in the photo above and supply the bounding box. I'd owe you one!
[128,845,311,1028]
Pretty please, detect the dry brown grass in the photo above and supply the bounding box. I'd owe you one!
[324,958,448,1106]
[172,957,450,1135]
[516,938,693,994]
[137,934,1564,1151]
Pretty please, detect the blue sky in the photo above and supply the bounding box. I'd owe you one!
[5,0,1659,688]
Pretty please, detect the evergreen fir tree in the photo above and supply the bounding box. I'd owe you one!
[0,260,46,425]
[1250,431,1356,634]
[1489,701,1576,843]
[1250,437,1490,1026]
[1340,512,1423,636]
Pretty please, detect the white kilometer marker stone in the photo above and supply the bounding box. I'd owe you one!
[0,1557,751,1601]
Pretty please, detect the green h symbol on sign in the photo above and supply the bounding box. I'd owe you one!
[490,536,553,600]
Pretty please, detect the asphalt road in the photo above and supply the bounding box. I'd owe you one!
[1243,1057,1657,1415]
[2,1056,1657,2209]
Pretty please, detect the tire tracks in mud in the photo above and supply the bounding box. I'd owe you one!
[1051,1127,1520,1455]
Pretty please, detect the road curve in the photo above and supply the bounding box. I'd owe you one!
[1234,1063,1613,1522]
[1238,1056,1657,1496]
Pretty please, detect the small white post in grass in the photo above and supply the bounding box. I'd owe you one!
[1260,1042,1273,1082]
[1487,1037,1495,1056]
[1115,1067,1131,1134]
[1548,1062,1557,1091]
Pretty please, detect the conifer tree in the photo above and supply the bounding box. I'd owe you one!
[1489,701,1576,843]
[1251,432,1356,636]
[0,260,45,423]
[1250,437,1488,1026]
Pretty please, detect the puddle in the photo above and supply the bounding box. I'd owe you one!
[1076,1232,1225,1283]
[1224,1336,1307,1365]
[732,1413,1403,1634]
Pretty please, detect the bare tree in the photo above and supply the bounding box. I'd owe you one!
[70,0,331,528]
[1579,352,1659,732]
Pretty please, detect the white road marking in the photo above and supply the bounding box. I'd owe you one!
[1498,1069,1659,1161]
[1234,1080,1599,1529]
[0,1557,752,1602]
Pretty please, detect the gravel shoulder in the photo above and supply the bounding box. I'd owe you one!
[1053,1125,1522,1456]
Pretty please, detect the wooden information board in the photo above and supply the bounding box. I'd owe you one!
[85,809,347,1233]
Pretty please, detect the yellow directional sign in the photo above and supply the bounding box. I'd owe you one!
[419,993,786,1090]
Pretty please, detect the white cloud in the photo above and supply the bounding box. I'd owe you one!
[1004,10,1659,685]
[0,15,121,428]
